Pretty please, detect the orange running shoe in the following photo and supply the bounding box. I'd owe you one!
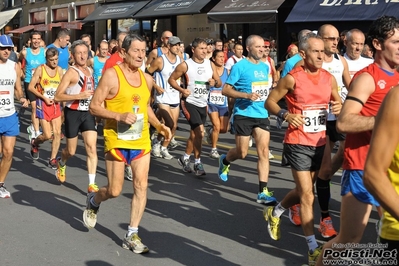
[288,204,301,226]
[318,217,338,238]
[87,183,99,193]
[55,157,66,183]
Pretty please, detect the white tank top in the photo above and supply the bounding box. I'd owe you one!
[322,55,345,121]
[185,58,213,108]
[0,60,17,117]
[155,54,181,105]
[65,66,94,111]
[344,54,373,79]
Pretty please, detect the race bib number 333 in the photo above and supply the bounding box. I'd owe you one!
[302,104,328,133]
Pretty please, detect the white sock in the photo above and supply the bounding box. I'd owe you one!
[183,153,190,160]
[306,235,318,252]
[127,226,138,236]
[272,202,286,218]
[35,131,41,138]
[88,174,96,184]
[195,158,201,164]
[161,146,167,151]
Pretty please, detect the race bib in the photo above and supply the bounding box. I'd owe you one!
[193,81,209,99]
[209,90,225,105]
[117,113,144,140]
[251,81,270,102]
[302,104,328,133]
[0,91,12,108]
[44,87,57,100]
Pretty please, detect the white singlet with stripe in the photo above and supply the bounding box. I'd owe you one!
[322,55,345,121]
[185,58,213,108]
[65,66,94,111]
[155,54,181,105]
[0,60,16,117]
[344,53,373,79]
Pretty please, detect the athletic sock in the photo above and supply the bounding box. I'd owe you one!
[272,202,286,218]
[194,158,201,164]
[316,177,331,214]
[306,235,318,252]
[127,226,138,237]
[88,174,96,185]
[183,153,190,160]
[259,181,268,193]
[223,157,230,165]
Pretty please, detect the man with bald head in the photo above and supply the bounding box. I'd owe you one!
[147,30,173,65]
[344,29,373,78]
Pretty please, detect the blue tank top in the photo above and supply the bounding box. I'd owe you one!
[24,47,46,82]
[208,68,228,107]
[47,44,69,71]
[93,56,109,88]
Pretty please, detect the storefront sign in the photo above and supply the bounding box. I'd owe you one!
[155,0,196,10]
[61,21,82,30]
[223,1,271,8]
[320,0,399,6]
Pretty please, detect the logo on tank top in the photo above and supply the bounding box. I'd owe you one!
[377,80,386,89]
[254,70,266,79]
[132,94,141,104]
[197,67,205,75]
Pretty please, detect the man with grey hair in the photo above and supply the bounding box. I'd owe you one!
[265,33,341,266]
[344,29,373,78]
[54,40,98,194]
[87,33,170,254]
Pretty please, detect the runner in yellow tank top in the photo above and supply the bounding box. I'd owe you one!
[28,47,64,168]
[87,33,171,254]
[364,85,399,263]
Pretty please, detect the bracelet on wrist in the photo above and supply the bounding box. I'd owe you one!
[277,109,288,120]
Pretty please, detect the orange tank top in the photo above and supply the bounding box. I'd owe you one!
[284,66,332,147]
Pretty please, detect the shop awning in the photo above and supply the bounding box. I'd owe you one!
[285,0,399,23]
[0,9,21,30]
[208,0,285,24]
[34,23,62,32]
[6,25,34,34]
[83,1,150,22]
[134,0,213,18]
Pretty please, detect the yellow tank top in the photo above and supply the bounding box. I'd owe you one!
[103,65,150,152]
[380,143,399,240]
[38,64,61,99]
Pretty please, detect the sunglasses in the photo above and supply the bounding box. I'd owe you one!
[0,47,12,51]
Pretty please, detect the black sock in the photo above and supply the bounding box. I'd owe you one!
[321,212,330,219]
[0,182,3,187]
[223,157,230,165]
[259,181,268,193]
[316,177,331,215]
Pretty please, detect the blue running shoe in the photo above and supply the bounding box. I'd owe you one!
[256,187,277,204]
[218,154,230,181]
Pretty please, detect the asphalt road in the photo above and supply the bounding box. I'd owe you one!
[1,109,379,266]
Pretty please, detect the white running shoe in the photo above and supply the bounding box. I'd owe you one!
[160,148,173,160]
[248,136,253,147]
[269,150,274,159]
[0,186,10,198]
[124,165,133,181]
[151,142,162,157]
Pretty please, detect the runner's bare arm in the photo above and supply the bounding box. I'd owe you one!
[364,86,399,221]
[211,61,222,88]
[340,55,351,89]
[28,66,46,100]
[336,72,375,133]
[54,68,92,102]
[168,61,188,96]
[144,73,171,141]
[146,57,164,95]
[14,63,28,107]
[330,76,342,115]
